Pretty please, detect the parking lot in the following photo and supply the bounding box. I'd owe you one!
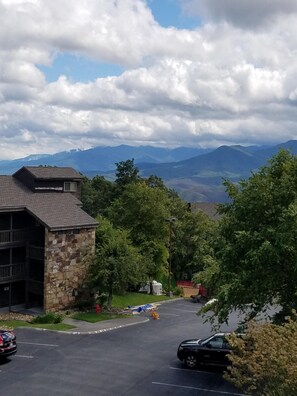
[0,300,245,396]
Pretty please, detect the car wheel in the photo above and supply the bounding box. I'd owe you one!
[185,353,198,368]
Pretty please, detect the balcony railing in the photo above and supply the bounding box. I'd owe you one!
[0,228,30,245]
[0,262,26,282]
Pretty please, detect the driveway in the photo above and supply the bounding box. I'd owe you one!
[0,299,245,396]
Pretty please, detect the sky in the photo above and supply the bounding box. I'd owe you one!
[1,0,297,160]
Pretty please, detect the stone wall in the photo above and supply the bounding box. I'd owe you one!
[44,227,96,312]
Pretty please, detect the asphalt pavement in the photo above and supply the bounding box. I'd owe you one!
[1,298,244,396]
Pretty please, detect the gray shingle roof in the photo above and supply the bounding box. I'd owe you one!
[0,175,98,231]
[14,166,83,180]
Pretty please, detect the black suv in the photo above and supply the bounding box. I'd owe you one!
[0,329,17,359]
[177,332,233,369]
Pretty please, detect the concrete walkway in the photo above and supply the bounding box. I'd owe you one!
[62,315,150,335]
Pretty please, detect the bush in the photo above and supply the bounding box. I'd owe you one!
[72,298,95,311]
[173,286,183,296]
[31,312,63,324]
[225,314,297,395]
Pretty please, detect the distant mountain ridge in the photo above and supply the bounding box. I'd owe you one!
[140,140,297,202]
[0,145,211,175]
[1,140,297,203]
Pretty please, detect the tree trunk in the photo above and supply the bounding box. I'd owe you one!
[149,281,154,295]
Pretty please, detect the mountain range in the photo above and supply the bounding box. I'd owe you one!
[1,140,297,203]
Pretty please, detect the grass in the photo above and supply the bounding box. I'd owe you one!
[0,293,176,329]
[71,292,173,323]
[111,292,173,308]
[0,320,75,331]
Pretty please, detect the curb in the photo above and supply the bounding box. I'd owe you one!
[12,298,183,335]
[63,297,183,335]
[62,317,150,335]
[16,317,150,335]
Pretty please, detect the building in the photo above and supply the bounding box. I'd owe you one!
[0,166,98,312]
[188,202,220,221]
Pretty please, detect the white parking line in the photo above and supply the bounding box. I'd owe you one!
[15,355,34,359]
[152,381,248,395]
[17,342,59,347]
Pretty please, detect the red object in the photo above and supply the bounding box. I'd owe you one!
[95,304,101,314]
[198,284,207,297]
[176,281,195,287]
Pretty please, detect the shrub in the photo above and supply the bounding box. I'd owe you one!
[72,298,95,311]
[173,286,183,296]
[31,312,63,324]
[225,313,297,395]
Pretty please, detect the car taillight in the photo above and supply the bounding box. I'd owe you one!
[0,335,3,346]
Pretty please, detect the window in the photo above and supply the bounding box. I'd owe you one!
[207,336,225,349]
[64,182,77,192]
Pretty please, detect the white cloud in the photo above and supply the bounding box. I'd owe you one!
[0,0,297,159]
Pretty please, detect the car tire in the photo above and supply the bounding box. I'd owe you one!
[185,353,198,368]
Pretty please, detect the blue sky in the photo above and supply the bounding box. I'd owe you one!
[39,55,124,83]
[0,0,297,159]
[149,0,199,29]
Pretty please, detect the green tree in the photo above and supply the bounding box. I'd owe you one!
[81,176,97,217]
[81,175,115,217]
[145,174,166,189]
[91,175,116,215]
[107,181,171,292]
[225,314,297,395]
[115,158,140,188]
[202,149,297,324]
[172,207,218,281]
[88,217,144,307]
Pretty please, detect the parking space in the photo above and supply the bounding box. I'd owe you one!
[15,340,59,359]
[149,365,247,396]
[0,338,59,373]
[151,381,246,396]
[0,300,244,395]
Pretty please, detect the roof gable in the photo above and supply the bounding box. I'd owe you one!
[0,171,97,231]
[13,166,83,180]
